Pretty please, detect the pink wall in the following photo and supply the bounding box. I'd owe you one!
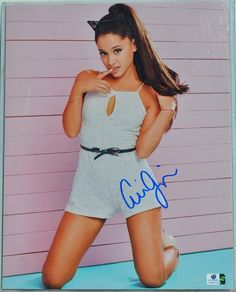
[3,0,233,276]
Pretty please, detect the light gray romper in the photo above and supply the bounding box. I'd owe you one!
[65,83,162,218]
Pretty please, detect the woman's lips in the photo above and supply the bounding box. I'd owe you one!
[111,67,120,74]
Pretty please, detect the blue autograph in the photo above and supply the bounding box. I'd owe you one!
[119,165,178,209]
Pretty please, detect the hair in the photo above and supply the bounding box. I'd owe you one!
[92,3,189,132]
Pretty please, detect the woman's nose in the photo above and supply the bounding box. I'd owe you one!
[108,55,116,66]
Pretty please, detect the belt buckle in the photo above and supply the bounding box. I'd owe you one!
[109,147,120,156]
[111,147,120,153]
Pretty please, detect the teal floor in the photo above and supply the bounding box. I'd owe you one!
[2,249,234,290]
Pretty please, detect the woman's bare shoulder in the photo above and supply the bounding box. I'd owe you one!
[75,69,99,79]
[140,84,160,112]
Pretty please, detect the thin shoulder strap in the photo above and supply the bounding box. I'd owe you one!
[137,82,144,92]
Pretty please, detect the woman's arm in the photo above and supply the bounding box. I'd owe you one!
[62,70,112,138]
[62,72,86,138]
[136,88,175,159]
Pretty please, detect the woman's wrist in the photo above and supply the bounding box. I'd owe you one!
[159,109,174,117]
[160,99,176,112]
[160,108,174,113]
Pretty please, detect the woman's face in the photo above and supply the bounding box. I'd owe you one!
[96,33,137,78]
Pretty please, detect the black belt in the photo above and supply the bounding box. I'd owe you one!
[80,145,136,160]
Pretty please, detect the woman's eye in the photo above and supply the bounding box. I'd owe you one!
[99,51,106,57]
[114,48,122,54]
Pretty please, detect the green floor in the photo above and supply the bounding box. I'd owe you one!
[2,248,234,290]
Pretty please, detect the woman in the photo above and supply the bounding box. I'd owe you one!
[42,3,189,289]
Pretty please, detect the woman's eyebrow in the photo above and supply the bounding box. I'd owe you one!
[98,45,122,52]
[111,45,121,49]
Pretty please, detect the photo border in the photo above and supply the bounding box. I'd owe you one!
[0,0,235,290]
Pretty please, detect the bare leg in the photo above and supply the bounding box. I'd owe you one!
[126,208,179,287]
[42,211,106,289]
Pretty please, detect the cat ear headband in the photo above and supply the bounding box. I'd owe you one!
[87,20,99,31]
[87,18,129,31]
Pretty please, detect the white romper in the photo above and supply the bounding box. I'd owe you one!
[65,83,162,218]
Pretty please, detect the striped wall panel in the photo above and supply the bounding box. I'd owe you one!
[2,0,233,276]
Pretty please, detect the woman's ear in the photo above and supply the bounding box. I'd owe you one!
[132,39,137,52]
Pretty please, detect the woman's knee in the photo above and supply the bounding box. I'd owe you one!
[42,263,73,289]
[139,270,166,288]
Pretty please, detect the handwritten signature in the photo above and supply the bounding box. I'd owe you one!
[119,165,178,209]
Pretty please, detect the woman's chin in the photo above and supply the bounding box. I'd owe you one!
[111,71,123,78]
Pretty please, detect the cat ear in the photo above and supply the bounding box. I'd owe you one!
[87,21,99,31]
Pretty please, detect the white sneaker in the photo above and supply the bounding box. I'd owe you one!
[162,233,178,250]
[162,233,180,268]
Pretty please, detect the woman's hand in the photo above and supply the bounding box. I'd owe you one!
[63,69,113,138]
[74,69,113,96]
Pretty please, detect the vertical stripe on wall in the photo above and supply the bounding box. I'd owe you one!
[2,0,233,276]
